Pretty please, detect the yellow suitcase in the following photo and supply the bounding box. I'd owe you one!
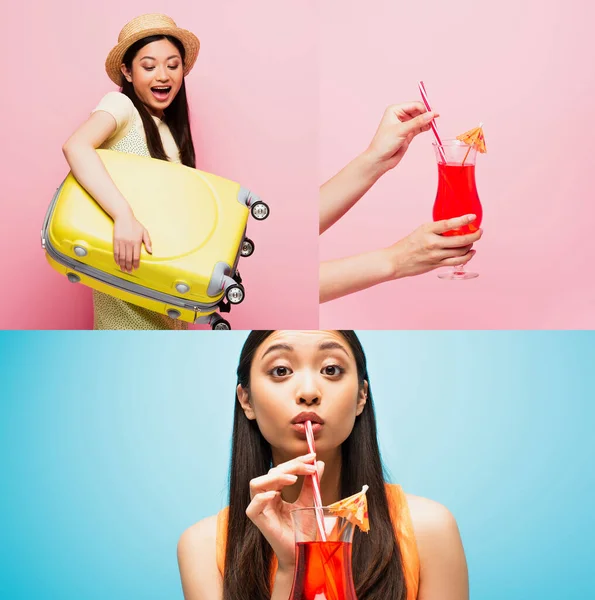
[41,149,270,329]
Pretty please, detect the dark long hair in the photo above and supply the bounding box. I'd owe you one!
[223,331,407,600]
[120,35,196,168]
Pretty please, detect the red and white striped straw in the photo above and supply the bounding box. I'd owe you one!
[305,420,327,542]
[418,81,447,163]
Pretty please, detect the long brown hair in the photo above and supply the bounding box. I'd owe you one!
[120,34,196,168]
[223,331,407,600]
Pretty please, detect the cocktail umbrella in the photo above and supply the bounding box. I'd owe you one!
[458,123,487,165]
[328,485,370,533]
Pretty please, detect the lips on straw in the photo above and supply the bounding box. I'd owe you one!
[305,420,327,542]
[418,81,447,163]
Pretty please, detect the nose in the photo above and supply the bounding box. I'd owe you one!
[295,372,321,406]
[156,66,170,82]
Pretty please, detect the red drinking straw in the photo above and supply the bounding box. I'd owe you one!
[305,420,327,542]
[418,81,447,163]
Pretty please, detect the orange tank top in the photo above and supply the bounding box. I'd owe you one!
[215,483,420,600]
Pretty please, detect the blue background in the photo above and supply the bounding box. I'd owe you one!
[1,331,593,599]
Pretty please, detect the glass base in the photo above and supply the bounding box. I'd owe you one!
[437,268,479,280]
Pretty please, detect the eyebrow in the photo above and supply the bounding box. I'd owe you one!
[318,341,349,357]
[139,55,181,61]
[261,341,349,359]
[261,343,293,359]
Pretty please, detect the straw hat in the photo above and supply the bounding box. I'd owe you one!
[105,13,200,85]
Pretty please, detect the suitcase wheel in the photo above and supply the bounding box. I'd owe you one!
[240,238,255,257]
[67,273,81,284]
[225,283,245,305]
[250,201,269,221]
[167,309,181,319]
[212,317,231,330]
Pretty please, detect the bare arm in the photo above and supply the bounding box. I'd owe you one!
[319,151,385,235]
[62,110,152,272]
[319,104,437,235]
[407,495,469,600]
[271,568,295,600]
[178,516,223,600]
[177,515,297,600]
[319,216,482,303]
[62,111,134,222]
[319,248,395,303]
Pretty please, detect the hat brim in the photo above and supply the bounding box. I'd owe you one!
[105,27,200,86]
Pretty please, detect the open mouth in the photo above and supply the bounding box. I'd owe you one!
[151,86,172,101]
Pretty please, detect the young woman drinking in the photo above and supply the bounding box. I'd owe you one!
[178,330,468,600]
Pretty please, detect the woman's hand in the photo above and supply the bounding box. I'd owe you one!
[112,212,153,273]
[319,215,482,303]
[386,214,482,278]
[246,453,325,573]
[320,101,437,234]
[364,102,438,174]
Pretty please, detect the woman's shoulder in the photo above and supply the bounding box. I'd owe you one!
[403,493,469,595]
[92,91,136,132]
[177,514,225,595]
[95,90,134,108]
[385,484,458,536]
[403,491,466,573]
[177,513,219,555]
[404,493,460,538]
[178,515,218,558]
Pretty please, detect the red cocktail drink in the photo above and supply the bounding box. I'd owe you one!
[433,163,482,235]
[432,139,483,279]
[290,541,357,600]
[289,509,358,600]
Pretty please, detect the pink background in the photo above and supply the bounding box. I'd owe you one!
[0,0,317,329]
[319,0,595,329]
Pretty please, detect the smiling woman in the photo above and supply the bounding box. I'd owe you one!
[60,13,200,330]
[177,330,469,600]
